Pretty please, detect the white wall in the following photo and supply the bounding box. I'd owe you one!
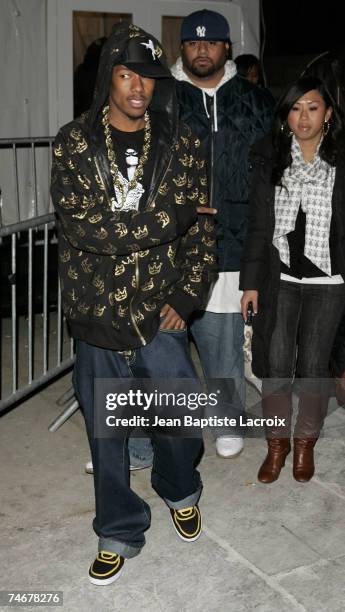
[0,0,48,138]
[232,0,260,56]
[0,0,50,224]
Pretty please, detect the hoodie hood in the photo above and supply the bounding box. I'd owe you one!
[171,57,237,92]
[87,23,177,141]
[171,57,237,132]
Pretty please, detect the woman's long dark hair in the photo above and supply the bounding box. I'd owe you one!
[272,76,345,185]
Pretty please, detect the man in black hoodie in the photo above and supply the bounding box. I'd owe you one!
[51,23,216,585]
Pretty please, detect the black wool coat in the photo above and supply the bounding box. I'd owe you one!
[239,134,345,378]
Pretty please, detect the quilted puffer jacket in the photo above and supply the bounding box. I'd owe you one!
[172,58,275,271]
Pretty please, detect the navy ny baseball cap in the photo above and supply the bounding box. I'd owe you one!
[181,9,231,43]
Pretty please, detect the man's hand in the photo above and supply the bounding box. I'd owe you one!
[197,207,217,215]
[241,290,258,321]
[159,304,186,330]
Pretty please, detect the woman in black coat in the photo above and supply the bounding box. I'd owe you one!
[302,49,345,405]
[240,76,345,484]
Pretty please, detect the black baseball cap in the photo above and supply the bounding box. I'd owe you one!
[115,36,171,78]
[181,9,231,43]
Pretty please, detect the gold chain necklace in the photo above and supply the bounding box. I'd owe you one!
[102,105,151,208]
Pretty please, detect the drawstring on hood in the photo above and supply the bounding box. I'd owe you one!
[201,89,219,132]
[213,92,218,132]
[171,57,236,133]
[202,90,210,119]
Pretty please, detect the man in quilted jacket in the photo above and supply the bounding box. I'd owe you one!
[171,10,274,459]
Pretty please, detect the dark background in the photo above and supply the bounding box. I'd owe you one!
[261,0,345,97]
[262,0,344,56]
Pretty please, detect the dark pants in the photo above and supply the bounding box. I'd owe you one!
[267,280,345,381]
[73,330,202,558]
[330,312,345,376]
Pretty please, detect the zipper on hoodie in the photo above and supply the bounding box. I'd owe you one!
[94,155,113,208]
[128,149,175,346]
[145,144,175,209]
[129,252,146,345]
[204,94,216,209]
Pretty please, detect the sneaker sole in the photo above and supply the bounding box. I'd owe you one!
[171,519,202,543]
[216,447,244,459]
[88,566,124,586]
[129,464,152,471]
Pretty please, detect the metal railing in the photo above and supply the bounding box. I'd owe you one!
[0,137,74,414]
[0,137,55,227]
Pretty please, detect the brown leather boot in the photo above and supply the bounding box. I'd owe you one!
[293,438,316,482]
[293,391,329,483]
[258,438,291,483]
[257,391,292,484]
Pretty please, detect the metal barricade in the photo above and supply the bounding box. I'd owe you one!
[0,137,74,414]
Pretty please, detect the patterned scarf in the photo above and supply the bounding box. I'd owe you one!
[273,136,335,276]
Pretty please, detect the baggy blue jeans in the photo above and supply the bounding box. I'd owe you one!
[73,329,203,558]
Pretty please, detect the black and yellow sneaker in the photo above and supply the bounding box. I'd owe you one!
[88,551,125,585]
[170,505,201,542]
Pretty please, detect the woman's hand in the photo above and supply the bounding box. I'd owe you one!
[241,290,258,321]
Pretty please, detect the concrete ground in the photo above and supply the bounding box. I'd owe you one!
[1,356,345,612]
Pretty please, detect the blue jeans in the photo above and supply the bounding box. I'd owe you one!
[73,330,203,558]
[128,437,153,468]
[190,311,245,437]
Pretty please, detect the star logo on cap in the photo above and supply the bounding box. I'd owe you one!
[140,39,157,60]
[196,26,206,37]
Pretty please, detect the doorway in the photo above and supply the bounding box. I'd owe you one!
[73,11,132,117]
